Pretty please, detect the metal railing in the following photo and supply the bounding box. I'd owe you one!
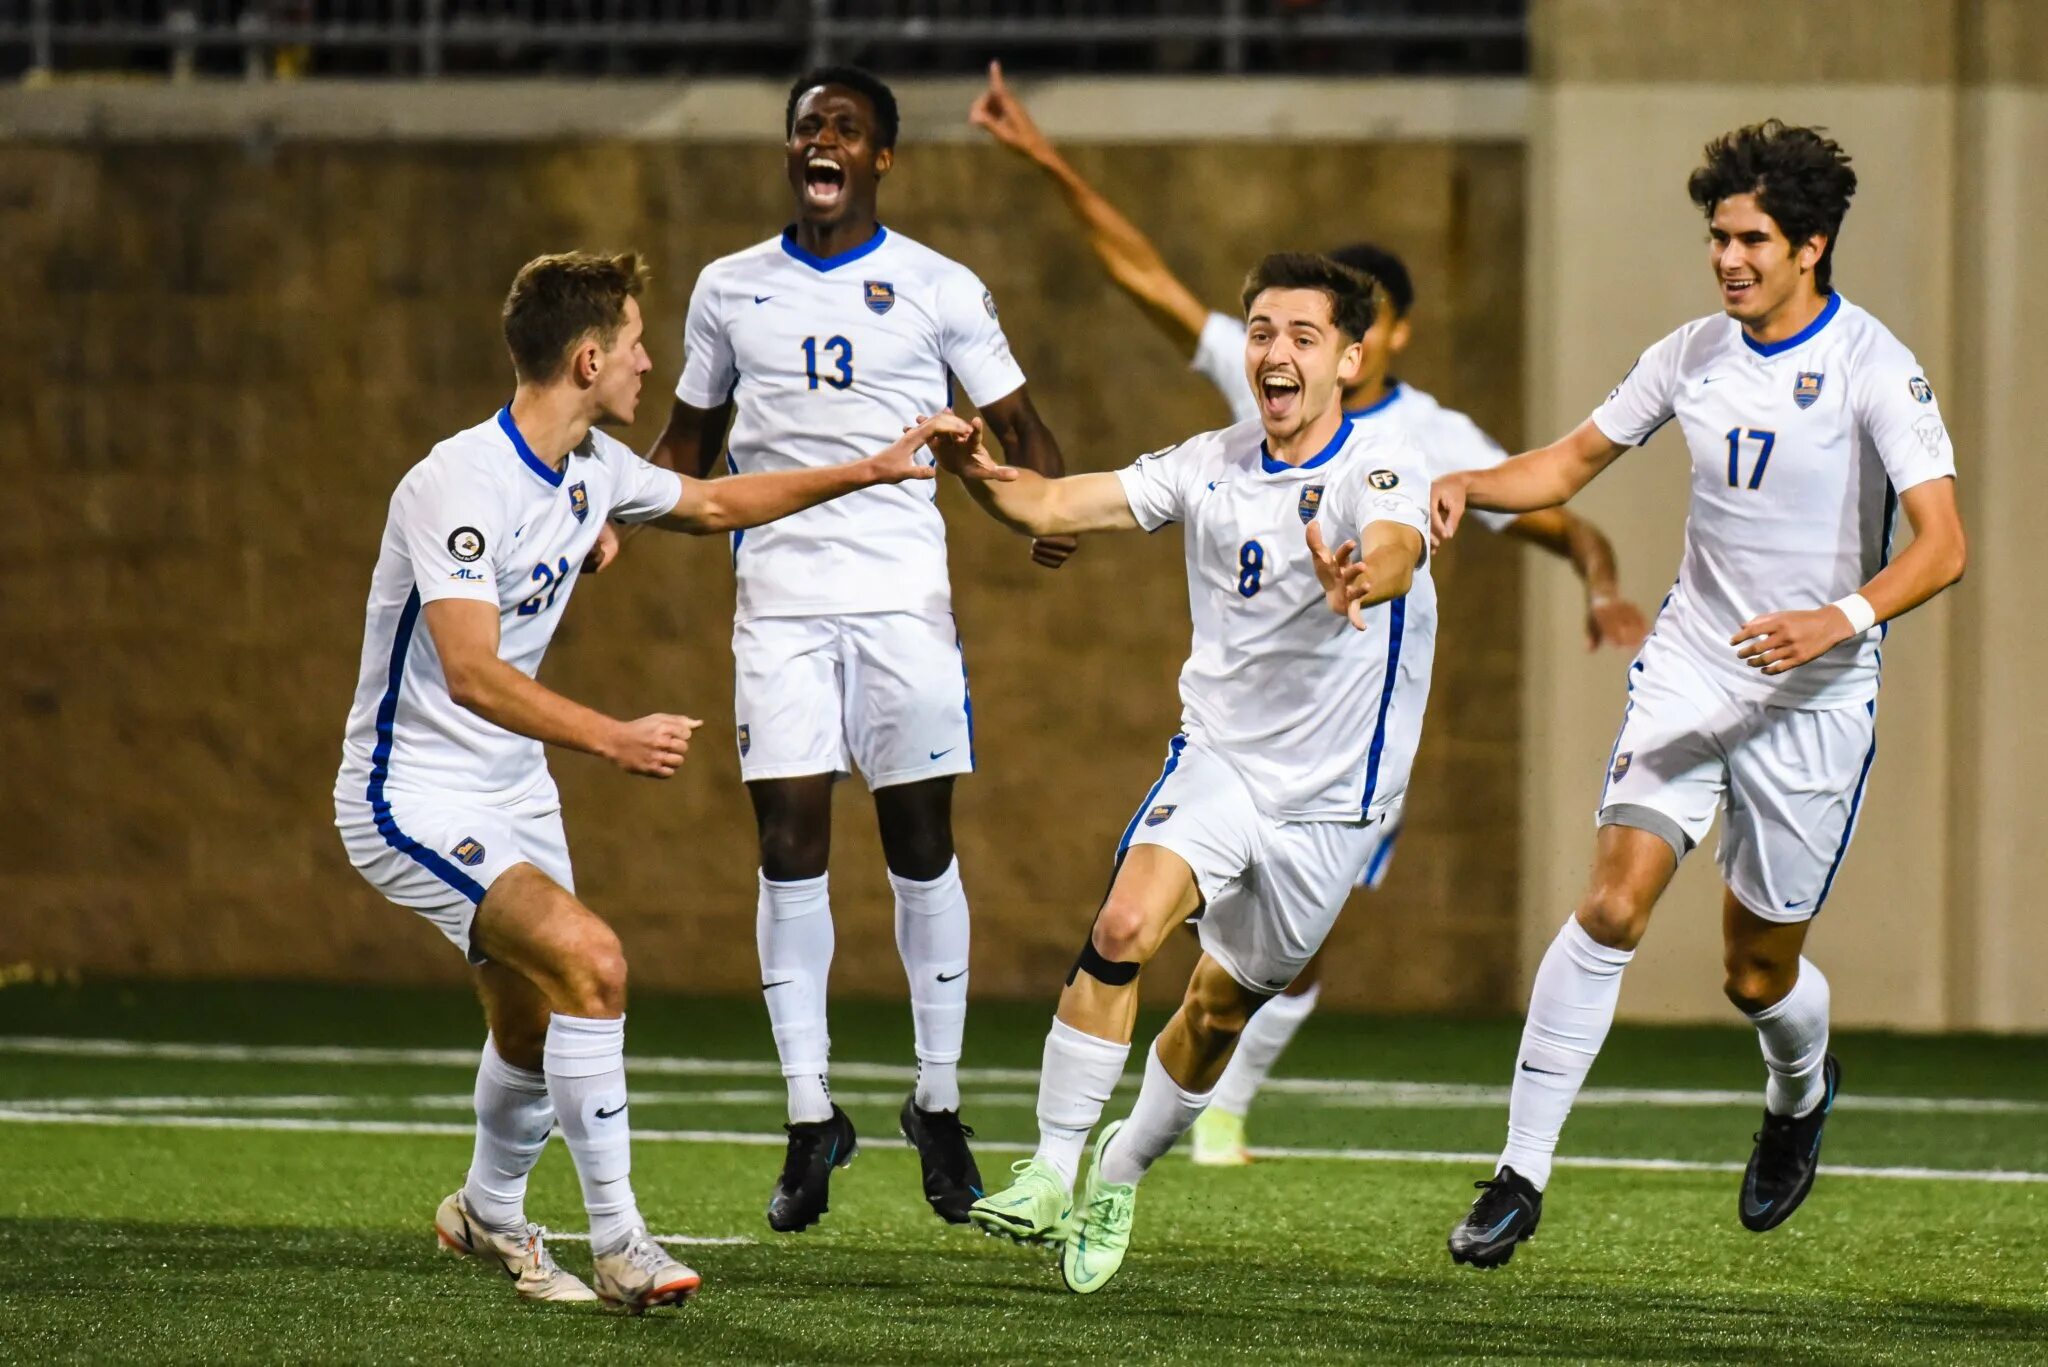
[2,1,1525,78]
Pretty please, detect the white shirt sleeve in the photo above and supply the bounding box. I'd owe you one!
[1326,435,1432,554]
[1112,439,1201,532]
[937,267,1029,407]
[1589,326,1686,448]
[597,438,687,524]
[400,459,506,607]
[1852,350,1958,496]
[1424,408,1516,532]
[1191,312,1259,425]
[675,266,738,407]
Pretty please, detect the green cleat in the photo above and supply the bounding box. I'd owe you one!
[1060,1121,1137,1295]
[1189,1107,1252,1167]
[968,1158,1072,1245]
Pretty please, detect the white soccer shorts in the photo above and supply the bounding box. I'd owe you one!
[1597,643,1879,924]
[731,611,975,789]
[335,793,574,963]
[1117,735,1390,994]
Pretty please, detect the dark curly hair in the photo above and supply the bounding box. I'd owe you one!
[1240,252,1377,340]
[1326,243,1414,319]
[786,66,900,151]
[1687,120,1857,294]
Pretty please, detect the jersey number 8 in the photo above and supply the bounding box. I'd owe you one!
[1237,540,1265,598]
[802,335,854,391]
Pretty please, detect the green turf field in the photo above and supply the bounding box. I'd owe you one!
[2,981,2043,1364]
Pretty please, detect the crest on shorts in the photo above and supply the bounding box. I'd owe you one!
[1793,372,1824,409]
[568,480,589,523]
[738,724,751,756]
[864,280,895,314]
[1909,376,1934,404]
[1297,484,1324,524]
[1610,752,1633,784]
[451,837,486,867]
[447,526,485,563]
[1368,469,1400,490]
[1143,804,1177,827]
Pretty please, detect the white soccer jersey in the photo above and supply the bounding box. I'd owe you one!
[1590,293,1956,707]
[335,408,684,811]
[1115,415,1438,822]
[1192,310,1515,530]
[676,226,1028,620]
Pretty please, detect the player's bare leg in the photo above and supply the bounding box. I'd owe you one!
[1723,891,1840,1231]
[469,866,699,1311]
[969,847,1200,1243]
[1450,824,1676,1268]
[875,777,984,1222]
[1196,951,1324,1165]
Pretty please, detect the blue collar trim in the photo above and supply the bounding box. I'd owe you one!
[779,224,888,272]
[1260,414,1354,474]
[1741,291,1841,357]
[1344,381,1404,420]
[497,406,564,489]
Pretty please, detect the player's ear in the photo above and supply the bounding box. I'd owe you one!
[1338,339,1364,386]
[1388,317,1413,356]
[1797,232,1826,275]
[874,146,894,179]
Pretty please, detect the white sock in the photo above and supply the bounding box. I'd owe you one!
[757,870,834,1123]
[1498,916,1634,1191]
[1032,1018,1131,1189]
[543,1012,642,1253]
[1209,982,1320,1118]
[1748,957,1831,1117]
[462,1036,554,1232]
[891,858,970,1113]
[1098,1042,1213,1186]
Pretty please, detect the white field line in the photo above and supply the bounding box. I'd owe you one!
[1,1107,2043,1186]
[4,1035,2043,1116]
[547,1233,755,1247]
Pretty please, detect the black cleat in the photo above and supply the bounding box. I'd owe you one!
[899,1093,985,1224]
[766,1104,858,1233]
[1448,1166,1543,1269]
[1740,1053,1841,1232]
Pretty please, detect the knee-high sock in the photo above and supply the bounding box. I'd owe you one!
[1098,1042,1212,1186]
[1747,957,1830,1117]
[1209,981,1320,1119]
[757,870,834,1123]
[462,1035,555,1232]
[1032,1018,1131,1189]
[1498,917,1634,1191]
[891,858,970,1113]
[543,1013,642,1254]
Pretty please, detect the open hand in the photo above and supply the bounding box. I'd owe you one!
[1430,473,1470,550]
[1731,605,1855,675]
[864,415,952,486]
[969,60,1051,161]
[914,412,1021,484]
[1306,522,1373,631]
[606,713,701,778]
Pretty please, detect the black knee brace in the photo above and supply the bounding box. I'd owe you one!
[1068,936,1139,988]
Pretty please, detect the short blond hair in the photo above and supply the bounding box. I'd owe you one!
[502,251,650,382]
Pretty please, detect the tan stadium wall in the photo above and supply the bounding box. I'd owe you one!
[0,128,1529,1015]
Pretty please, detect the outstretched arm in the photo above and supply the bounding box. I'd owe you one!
[927,415,1139,537]
[1307,521,1425,630]
[1501,507,1649,651]
[1432,418,1631,544]
[651,416,945,535]
[978,384,1080,568]
[970,60,1208,353]
[586,398,735,572]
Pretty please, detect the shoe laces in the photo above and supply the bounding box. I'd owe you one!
[1751,1110,1806,1185]
[517,1224,564,1277]
[1088,1182,1135,1230]
[779,1116,836,1185]
[617,1231,674,1276]
[1467,1174,1523,1221]
[920,1108,977,1179]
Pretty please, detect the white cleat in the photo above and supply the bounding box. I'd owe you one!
[434,1189,597,1303]
[591,1228,702,1314]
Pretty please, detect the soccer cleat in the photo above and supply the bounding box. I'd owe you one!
[433,1189,597,1302]
[1740,1053,1842,1233]
[1189,1107,1253,1167]
[1060,1120,1137,1295]
[1447,1165,1543,1269]
[766,1103,859,1233]
[967,1158,1071,1245]
[590,1229,702,1313]
[899,1093,985,1224]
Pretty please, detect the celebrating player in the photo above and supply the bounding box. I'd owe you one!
[1433,121,1968,1267]
[970,58,1648,1163]
[332,251,949,1311]
[930,253,1437,1294]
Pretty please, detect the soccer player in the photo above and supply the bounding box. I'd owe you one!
[970,59,1649,1164]
[332,251,950,1311]
[931,253,1437,1294]
[1433,121,1967,1267]
[640,65,1074,1234]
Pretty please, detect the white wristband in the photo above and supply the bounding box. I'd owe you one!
[1832,592,1878,636]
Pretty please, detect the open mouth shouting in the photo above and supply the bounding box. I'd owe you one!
[803,154,848,212]
[1258,368,1303,422]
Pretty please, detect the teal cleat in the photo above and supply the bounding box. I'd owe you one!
[968,1158,1072,1245]
[1060,1120,1137,1295]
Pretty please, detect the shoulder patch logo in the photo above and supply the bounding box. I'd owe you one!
[447,527,485,563]
[737,723,751,757]
[864,280,895,314]
[1908,376,1934,404]
[982,288,999,320]
[1298,484,1325,524]
[1610,752,1633,784]
[1143,803,1177,828]
[1367,469,1400,491]
[1793,372,1824,409]
[568,480,589,523]
[451,837,486,867]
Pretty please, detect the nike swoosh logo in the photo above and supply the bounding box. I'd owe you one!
[1744,1195,1774,1217]
[1207,480,1231,491]
[594,1103,627,1120]
[1480,1210,1519,1241]
[513,522,529,539]
[1701,375,1720,385]
[754,294,774,304]
[1783,898,1809,910]
[929,748,955,761]
[762,979,793,990]
[1519,1061,1563,1076]
[936,970,966,983]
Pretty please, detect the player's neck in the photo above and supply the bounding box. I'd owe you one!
[1341,375,1393,413]
[507,387,593,471]
[793,210,881,260]
[1742,285,1829,347]
[1264,403,1347,466]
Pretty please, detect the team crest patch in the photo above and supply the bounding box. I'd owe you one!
[1909,376,1934,404]
[1793,372,1824,409]
[864,280,895,314]
[451,837,486,867]
[568,481,589,523]
[1610,752,1633,784]
[447,526,485,563]
[1143,804,1177,827]
[1368,469,1400,490]
[738,724,751,757]
[1298,484,1324,524]
[982,289,999,320]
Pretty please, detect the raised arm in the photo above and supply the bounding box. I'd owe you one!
[970,61,1208,353]
[1432,418,1631,543]
[652,416,943,535]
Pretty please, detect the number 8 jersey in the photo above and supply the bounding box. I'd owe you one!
[1591,293,1956,707]
[676,227,1027,621]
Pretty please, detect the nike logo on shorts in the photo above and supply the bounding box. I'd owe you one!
[929,747,955,761]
